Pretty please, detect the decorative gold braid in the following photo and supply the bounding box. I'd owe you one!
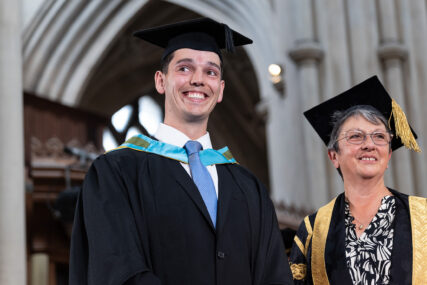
[294,236,305,257]
[304,216,313,257]
[408,196,427,284]
[125,136,150,148]
[222,149,234,160]
[311,198,336,285]
[390,99,421,152]
[290,263,307,280]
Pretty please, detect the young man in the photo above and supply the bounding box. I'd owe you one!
[69,18,292,285]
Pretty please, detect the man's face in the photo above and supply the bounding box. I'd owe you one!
[328,115,392,182]
[155,48,225,128]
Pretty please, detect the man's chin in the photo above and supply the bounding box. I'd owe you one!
[184,112,210,122]
[185,116,208,125]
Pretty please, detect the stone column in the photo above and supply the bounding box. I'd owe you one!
[0,0,27,284]
[377,0,415,193]
[314,0,353,198]
[31,254,49,285]
[289,0,328,209]
[404,0,427,197]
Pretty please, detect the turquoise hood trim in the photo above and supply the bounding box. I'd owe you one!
[110,134,237,166]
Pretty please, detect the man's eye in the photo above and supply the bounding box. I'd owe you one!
[207,70,218,76]
[178,66,190,72]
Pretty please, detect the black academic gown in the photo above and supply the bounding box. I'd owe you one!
[289,189,414,284]
[69,148,292,285]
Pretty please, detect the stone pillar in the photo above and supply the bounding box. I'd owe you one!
[314,0,353,198]
[31,254,49,285]
[0,0,27,284]
[405,0,427,197]
[289,0,328,209]
[377,0,415,193]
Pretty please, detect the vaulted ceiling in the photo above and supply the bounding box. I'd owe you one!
[22,0,269,186]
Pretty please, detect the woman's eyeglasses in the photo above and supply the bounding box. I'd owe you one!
[337,130,393,146]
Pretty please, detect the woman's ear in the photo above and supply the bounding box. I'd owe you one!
[328,150,340,169]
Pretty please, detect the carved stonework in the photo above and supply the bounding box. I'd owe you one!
[289,41,324,63]
[377,42,408,61]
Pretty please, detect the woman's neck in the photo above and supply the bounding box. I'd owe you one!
[344,179,391,237]
[344,179,389,207]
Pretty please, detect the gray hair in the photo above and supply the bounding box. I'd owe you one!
[327,105,391,152]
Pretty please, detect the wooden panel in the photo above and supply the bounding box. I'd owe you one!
[24,92,107,167]
[24,93,107,284]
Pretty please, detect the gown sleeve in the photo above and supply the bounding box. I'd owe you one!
[229,165,293,285]
[260,196,294,285]
[289,216,314,284]
[69,154,162,285]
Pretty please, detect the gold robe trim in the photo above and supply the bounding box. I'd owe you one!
[304,216,313,257]
[290,263,307,280]
[293,236,305,257]
[409,196,427,284]
[311,198,336,285]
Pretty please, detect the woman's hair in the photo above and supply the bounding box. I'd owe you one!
[327,105,391,152]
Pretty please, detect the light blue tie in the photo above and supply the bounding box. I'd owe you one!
[184,140,217,227]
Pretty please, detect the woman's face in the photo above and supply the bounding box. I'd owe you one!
[328,115,392,182]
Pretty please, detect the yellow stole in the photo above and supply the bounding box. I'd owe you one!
[408,196,427,284]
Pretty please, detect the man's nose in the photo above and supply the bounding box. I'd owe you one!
[190,69,204,86]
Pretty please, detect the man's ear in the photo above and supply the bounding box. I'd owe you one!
[154,71,165,94]
[328,150,340,169]
[217,80,225,103]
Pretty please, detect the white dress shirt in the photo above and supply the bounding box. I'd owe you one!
[154,123,219,197]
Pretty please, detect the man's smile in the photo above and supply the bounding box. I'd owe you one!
[184,91,208,100]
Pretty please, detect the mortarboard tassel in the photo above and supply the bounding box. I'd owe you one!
[223,24,235,53]
[389,99,421,152]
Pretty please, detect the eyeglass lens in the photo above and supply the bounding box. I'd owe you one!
[345,130,390,145]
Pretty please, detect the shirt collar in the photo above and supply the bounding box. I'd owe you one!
[154,123,213,150]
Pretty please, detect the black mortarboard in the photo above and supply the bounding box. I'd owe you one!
[304,76,421,152]
[133,17,253,61]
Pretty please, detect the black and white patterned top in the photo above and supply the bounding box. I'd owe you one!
[344,195,396,285]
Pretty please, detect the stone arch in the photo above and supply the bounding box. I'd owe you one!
[22,0,277,185]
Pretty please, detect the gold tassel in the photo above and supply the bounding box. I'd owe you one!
[389,99,421,152]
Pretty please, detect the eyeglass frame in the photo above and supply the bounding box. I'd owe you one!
[335,129,394,146]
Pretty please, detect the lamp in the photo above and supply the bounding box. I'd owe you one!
[268,63,285,95]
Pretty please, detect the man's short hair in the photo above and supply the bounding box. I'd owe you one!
[160,51,175,74]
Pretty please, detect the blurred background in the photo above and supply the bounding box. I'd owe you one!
[1,0,427,284]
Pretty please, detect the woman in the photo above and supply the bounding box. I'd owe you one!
[289,76,426,284]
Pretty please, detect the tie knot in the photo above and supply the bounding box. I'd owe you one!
[184,140,203,155]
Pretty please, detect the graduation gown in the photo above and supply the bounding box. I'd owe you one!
[69,140,292,285]
[289,189,426,284]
